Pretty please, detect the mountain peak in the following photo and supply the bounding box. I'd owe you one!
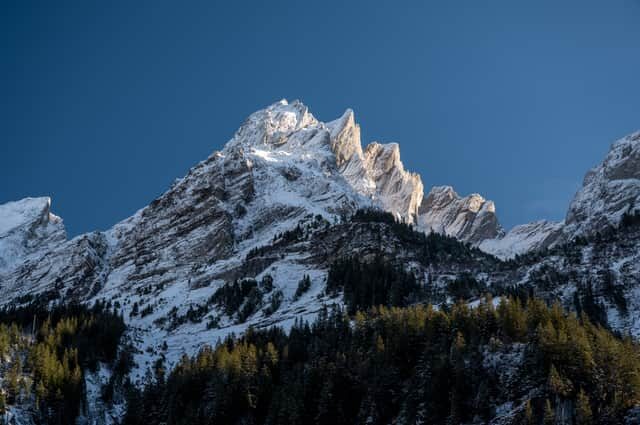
[0,197,61,237]
[0,196,65,275]
[222,101,499,232]
[327,108,362,168]
[418,186,502,244]
[226,99,319,151]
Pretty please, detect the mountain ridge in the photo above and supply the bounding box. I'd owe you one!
[1,100,640,424]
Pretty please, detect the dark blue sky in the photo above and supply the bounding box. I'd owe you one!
[2,1,640,236]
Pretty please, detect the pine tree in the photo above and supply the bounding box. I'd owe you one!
[6,357,22,403]
[543,399,555,425]
[35,380,46,405]
[449,332,466,424]
[575,389,592,425]
[316,377,336,425]
[294,275,312,300]
[523,399,534,425]
[376,335,385,353]
[548,364,572,398]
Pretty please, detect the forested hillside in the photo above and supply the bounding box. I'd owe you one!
[122,297,640,425]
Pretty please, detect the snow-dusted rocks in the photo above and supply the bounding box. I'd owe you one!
[565,131,640,238]
[479,220,564,260]
[418,186,503,244]
[0,197,65,275]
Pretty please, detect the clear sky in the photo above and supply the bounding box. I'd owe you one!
[2,1,640,236]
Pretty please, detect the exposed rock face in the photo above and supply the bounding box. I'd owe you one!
[479,220,564,260]
[326,109,424,224]
[418,186,503,244]
[565,131,640,238]
[362,142,424,224]
[327,108,362,169]
[8,232,109,301]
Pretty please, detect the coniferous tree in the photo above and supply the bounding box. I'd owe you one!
[543,399,555,425]
[523,400,534,425]
[575,388,593,425]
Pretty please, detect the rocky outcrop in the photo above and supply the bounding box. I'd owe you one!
[418,186,503,244]
[327,108,362,169]
[362,142,424,224]
[565,131,640,238]
[327,109,424,224]
[7,232,109,302]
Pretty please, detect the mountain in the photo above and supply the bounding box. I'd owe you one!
[1,100,640,424]
[3,101,640,340]
[0,101,499,381]
[0,100,497,310]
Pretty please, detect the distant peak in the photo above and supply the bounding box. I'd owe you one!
[419,186,501,244]
[565,129,640,237]
[0,197,58,237]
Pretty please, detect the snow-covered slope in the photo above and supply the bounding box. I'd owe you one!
[565,131,640,238]
[479,220,564,260]
[418,186,503,244]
